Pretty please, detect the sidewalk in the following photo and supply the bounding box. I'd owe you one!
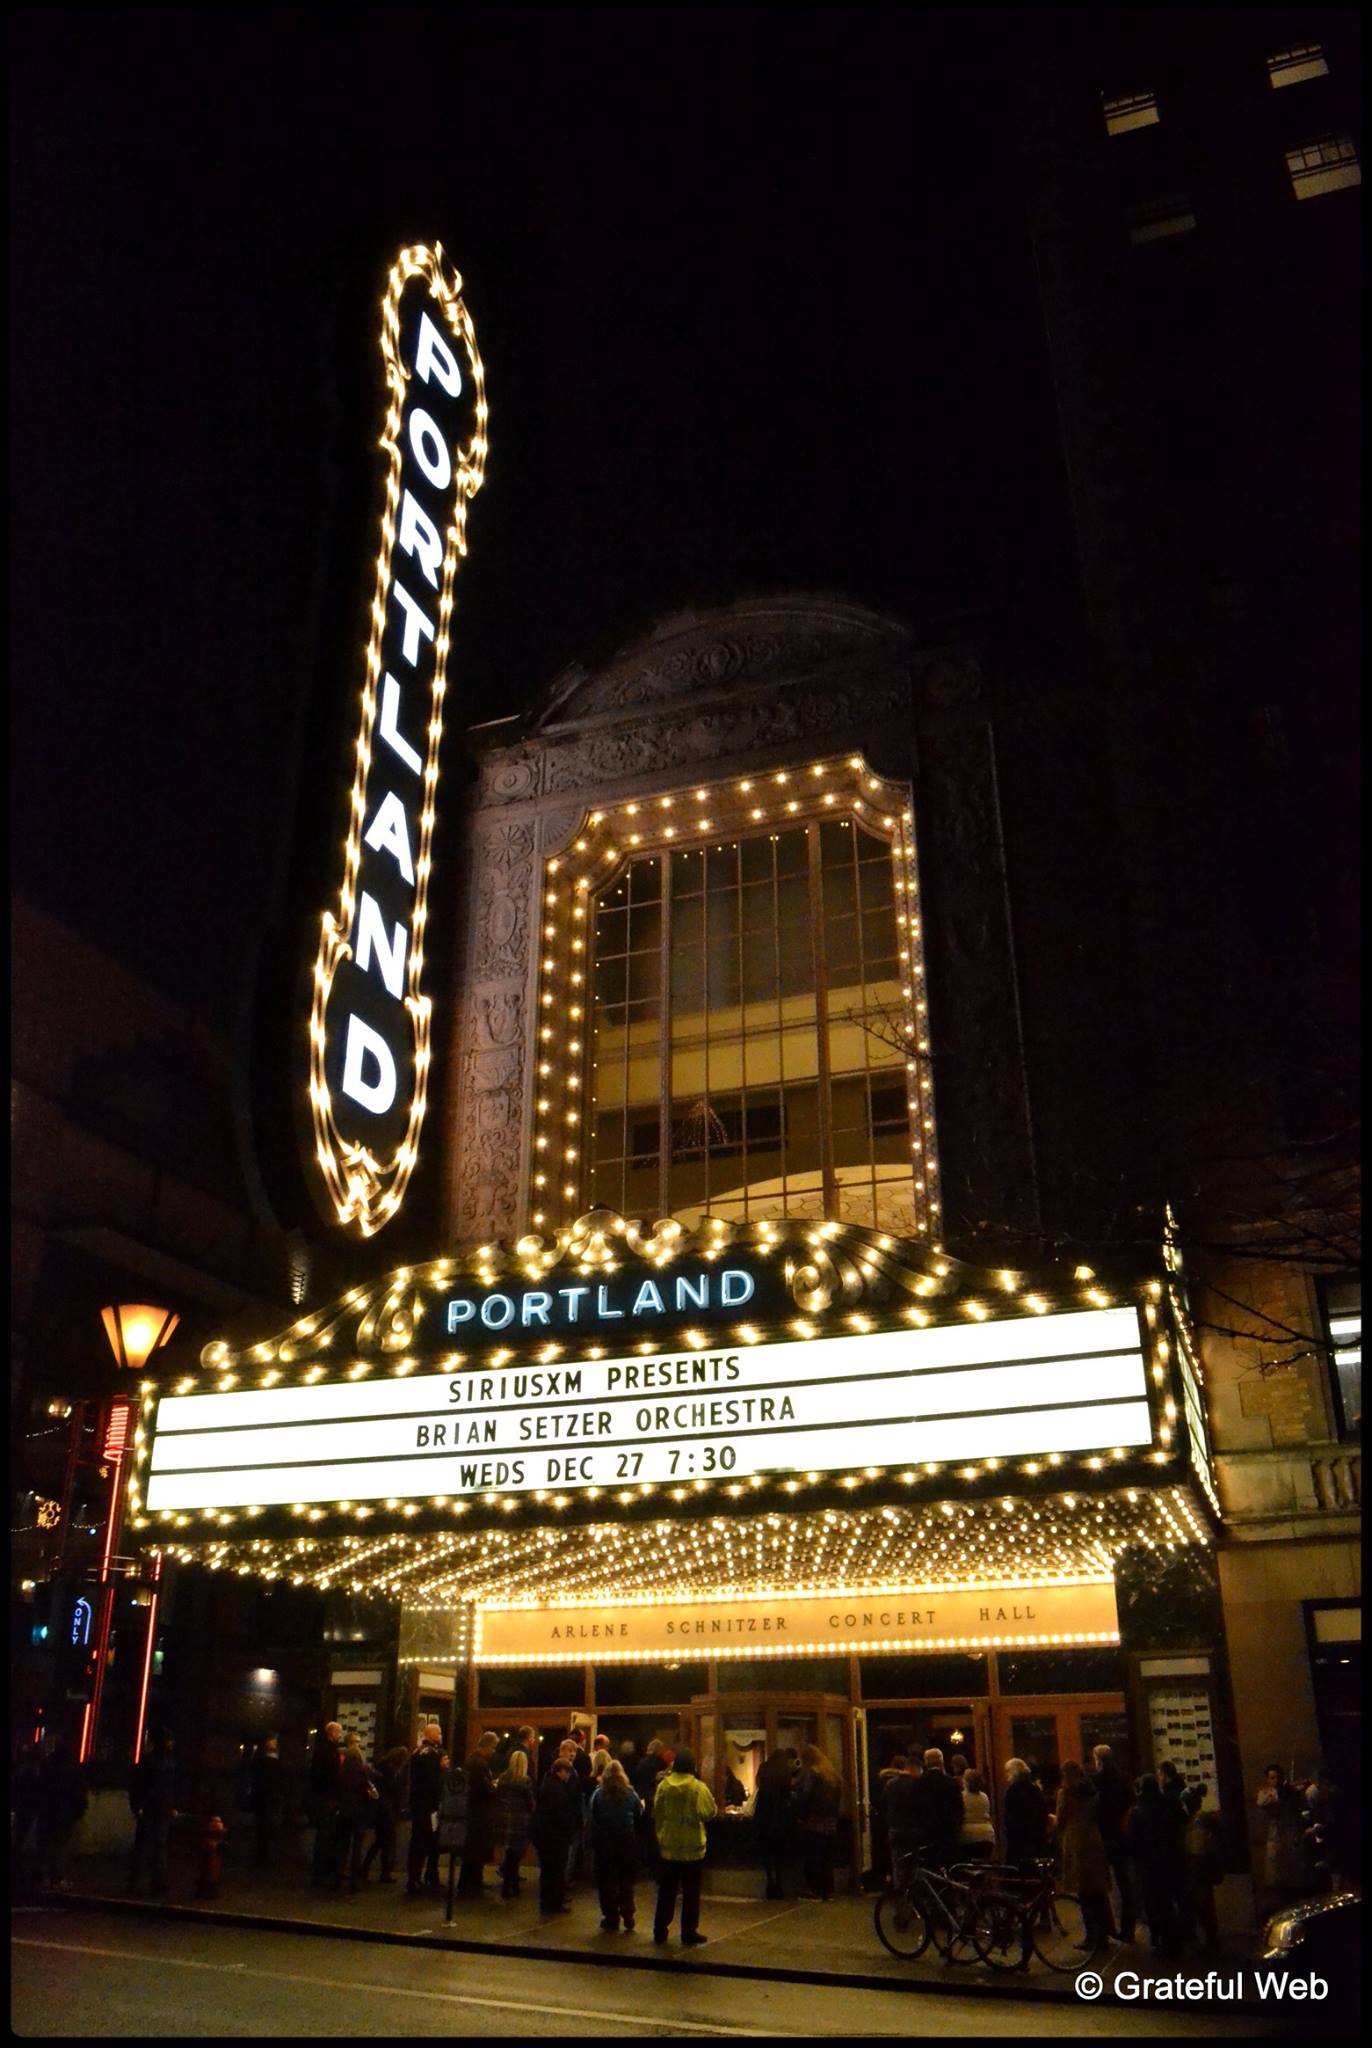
[24,1831,1271,2010]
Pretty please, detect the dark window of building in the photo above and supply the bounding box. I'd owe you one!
[1267,44,1330,89]
[1304,1602,1360,1805]
[714,1655,849,1693]
[995,1646,1127,1694]
[1319,1277,1361,1441]
[477,1664,585,1708]
[1103,89,1160,136]
[858,1652,990,1699]
[1128,192,1198,244]
[593,1660,708,1706]
[1286,136,1361,200]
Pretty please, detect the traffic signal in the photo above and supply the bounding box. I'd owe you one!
[28,1579,53,1647]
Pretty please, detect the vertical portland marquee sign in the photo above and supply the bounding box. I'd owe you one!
[308,245,487,1236]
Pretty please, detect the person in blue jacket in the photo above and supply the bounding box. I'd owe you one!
[590,1757,644,1932]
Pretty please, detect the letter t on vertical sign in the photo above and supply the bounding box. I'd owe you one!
[306,245,488,1236]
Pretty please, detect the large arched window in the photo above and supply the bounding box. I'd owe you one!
[529,759,939,1237]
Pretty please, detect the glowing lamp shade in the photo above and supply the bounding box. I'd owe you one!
[101,1304,180,1373]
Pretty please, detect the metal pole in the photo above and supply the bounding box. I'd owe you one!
[80,1399,133,1765]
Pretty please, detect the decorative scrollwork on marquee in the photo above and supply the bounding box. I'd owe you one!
[196,1209,1160,1377]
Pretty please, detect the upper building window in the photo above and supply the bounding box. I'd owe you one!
[1320,1278,1361,1440]
[585,818,920,1232]
[1286,136,1362,199]
[1128,191,1198,244]
[527,761,940,1241]
[1105,88,1163,136]
[1268,43,1330,89]
[1103,89,1160,136]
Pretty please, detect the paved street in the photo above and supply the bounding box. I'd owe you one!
[12,1908,1300,2038]
[16,1827,1259,1999]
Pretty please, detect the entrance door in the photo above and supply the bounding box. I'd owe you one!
[990,1694,1131,1807]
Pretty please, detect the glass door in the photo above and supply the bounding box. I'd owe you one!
[990,1694,1129,1809]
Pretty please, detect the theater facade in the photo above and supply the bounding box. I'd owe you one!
[131,595,1234,1857]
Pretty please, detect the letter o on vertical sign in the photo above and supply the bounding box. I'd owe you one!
[306,244,488,1236]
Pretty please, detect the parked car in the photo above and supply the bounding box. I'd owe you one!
[1262,1888,1360,2022]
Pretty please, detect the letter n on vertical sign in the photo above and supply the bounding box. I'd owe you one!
[306,243,488,1236]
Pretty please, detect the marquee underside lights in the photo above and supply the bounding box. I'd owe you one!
[129,1211,1208,1547]
[307,242,488,1237]
[135,1485,1213,1611]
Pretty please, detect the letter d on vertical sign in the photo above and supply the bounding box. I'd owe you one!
[306,244,488,1236]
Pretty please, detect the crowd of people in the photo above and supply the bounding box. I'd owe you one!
[296,1720,724,1943]
[875,1743,1221,1955]
[871,1741,1356,1958]
[12,1716,1355,1960]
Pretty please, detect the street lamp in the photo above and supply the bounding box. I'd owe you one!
[99,1304,179,1372]
[79,1305,178,1764]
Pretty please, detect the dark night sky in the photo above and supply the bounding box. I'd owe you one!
[12,9,1075,1036]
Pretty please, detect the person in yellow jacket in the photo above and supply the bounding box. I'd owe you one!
[651,1749,717,1946]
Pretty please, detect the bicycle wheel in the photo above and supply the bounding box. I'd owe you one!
[942,1900,991,1965]
[927,1884,981,1965]
[874,1885,933,1961]
[1029,1892,1097,1971]
[972,1896,1028,1972]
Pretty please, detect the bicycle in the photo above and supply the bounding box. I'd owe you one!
[873,1850,992,1965]
[949,1856,1098,1973]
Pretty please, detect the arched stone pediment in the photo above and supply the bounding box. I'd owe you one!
[526,594,911,735]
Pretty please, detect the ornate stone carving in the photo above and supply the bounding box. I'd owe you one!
[540,806,583,856]
[473,824,534,981]
[473,990,522,1048]
[483,756,538,802]
[545,614,898,724]
[477,750,540,803]
[514,677,907,802]
[456,985,527,1233]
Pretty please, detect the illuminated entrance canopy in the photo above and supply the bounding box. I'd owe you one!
[307,243,488,1238]
[129,1211,1210,1538]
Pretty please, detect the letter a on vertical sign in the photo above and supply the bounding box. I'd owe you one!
[307,245,488,1235]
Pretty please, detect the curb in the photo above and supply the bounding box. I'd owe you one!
[42,1888,1082,2003]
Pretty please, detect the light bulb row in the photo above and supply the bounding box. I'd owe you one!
[147,1484,1210,1607]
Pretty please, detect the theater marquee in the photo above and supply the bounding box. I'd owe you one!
[143,1306,1150,1512]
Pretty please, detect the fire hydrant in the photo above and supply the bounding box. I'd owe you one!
[195,1814,226,1898]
